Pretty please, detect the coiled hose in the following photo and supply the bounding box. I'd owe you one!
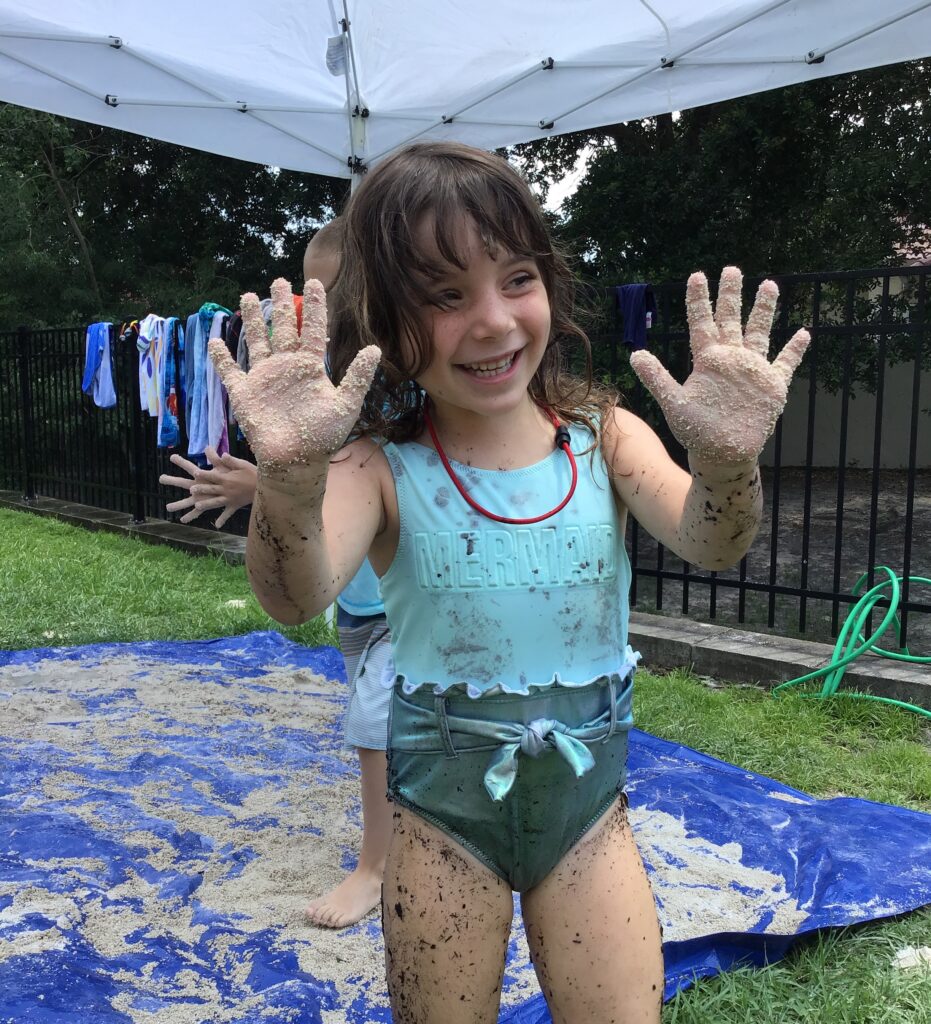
[772,567,931,719]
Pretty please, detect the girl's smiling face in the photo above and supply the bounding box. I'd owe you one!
[410,216,552,424]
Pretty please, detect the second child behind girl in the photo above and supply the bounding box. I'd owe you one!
[160,220,393,929]
[208,142,809,1023]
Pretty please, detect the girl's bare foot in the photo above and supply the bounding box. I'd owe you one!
[305,865,383,928]
[306,749,390,929]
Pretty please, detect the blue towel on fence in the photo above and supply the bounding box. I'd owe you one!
[615,284,657,351]
[80,322,117,408]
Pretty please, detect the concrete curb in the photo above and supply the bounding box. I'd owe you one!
[0,491,246,564]
[629,611,930,709]
[3,490,928,711]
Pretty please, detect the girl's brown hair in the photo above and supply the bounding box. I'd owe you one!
[328,141,615,444]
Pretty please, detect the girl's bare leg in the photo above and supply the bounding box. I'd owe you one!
[306,747,392,927]
[383,806,514,1024]
[521,798,664,1024]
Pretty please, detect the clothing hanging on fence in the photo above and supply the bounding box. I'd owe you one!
[81,322,117,408]
[118,320,139,352]
[224,313,241,362]
[79,302,231,455]
[614,284,657,351]
[206,310,230,457]
[158,317,185,448]
[186,302,230,457]
[235,307,251,372]
[183,312,199,433]
[226,312,243,430]
[136,313,165,417]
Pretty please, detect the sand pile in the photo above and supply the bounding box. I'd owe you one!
[1,642,809,1021]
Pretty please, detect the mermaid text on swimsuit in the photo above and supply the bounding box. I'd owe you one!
[413,524,618,592]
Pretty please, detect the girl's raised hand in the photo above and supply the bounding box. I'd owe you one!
[629,267,810,464]
[208,278,381,473]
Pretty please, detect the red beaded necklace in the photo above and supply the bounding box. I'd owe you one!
[423,403,578,525]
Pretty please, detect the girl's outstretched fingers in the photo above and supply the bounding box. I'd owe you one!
[339,345,383,409]
[685,271,717,356]
[269,277,301,351]
[713,265,744,346]
[240,291,271,363]
[629,350,683,412]
[302,278,328,358]
[744,279,780,356]
[207,338,244,395]
[167,452,203,477]
[773,327,811,383]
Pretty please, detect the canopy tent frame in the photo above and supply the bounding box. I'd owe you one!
[1,0,930,183]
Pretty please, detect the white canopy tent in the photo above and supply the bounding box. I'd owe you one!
[0,0,930,182]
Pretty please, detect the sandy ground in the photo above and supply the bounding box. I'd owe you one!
[0,647,813,1022]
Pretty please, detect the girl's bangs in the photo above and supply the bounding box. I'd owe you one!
[402,173,547,279]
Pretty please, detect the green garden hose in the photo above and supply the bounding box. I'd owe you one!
[772,566,931,719]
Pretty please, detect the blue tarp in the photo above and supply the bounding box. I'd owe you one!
[1,631,930,1023]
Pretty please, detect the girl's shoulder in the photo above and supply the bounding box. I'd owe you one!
[329,436,394,486]
[600,406,659,476]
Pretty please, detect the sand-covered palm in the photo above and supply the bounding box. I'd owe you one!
[629,267,810,464]
[208,278,381,471]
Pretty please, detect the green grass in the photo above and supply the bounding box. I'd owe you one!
[663,918,931,1024]
[636,669,931,1023]
[0,507,333,649]
[635,670,931,810]
[2,506,930,1022]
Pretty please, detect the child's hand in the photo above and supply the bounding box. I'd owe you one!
[208,278,381,474]
[629,267,810,464]
[159,445,258,528]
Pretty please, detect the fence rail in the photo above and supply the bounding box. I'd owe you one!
[1,264,929,649]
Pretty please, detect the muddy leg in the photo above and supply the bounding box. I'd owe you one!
[383,806,514,1024]
[520,797,664,1024]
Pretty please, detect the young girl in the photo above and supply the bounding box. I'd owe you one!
[207,141,809,1023]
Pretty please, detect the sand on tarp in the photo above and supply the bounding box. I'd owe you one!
[2,632,931,1023]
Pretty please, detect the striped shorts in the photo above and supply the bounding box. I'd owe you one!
[337,608,393,752]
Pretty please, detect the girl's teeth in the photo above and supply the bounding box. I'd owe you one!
[464,354,514,376]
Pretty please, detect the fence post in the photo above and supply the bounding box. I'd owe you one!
[16,325,36,502]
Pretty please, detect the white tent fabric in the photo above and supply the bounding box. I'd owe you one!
[1,0,930,179]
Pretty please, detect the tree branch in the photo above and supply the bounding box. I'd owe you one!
[39,141,104,311]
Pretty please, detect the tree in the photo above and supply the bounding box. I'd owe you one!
[511,60,931,286]
[0,104,347,329]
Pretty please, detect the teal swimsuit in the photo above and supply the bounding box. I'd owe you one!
[380,425,636,892]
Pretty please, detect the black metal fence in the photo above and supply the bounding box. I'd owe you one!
[1,265,929,648]
[593,265,931,650]
[0,323,252,528]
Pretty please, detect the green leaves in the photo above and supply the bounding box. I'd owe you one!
[0,103,348,328]
[514,60,931,287]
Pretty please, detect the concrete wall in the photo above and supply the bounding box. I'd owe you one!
[761,360,930,468]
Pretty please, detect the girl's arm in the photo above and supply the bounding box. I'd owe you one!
[208,277,382,625]
[245,439,385,625]
[606,408,762,570]
[607,267,808,571]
